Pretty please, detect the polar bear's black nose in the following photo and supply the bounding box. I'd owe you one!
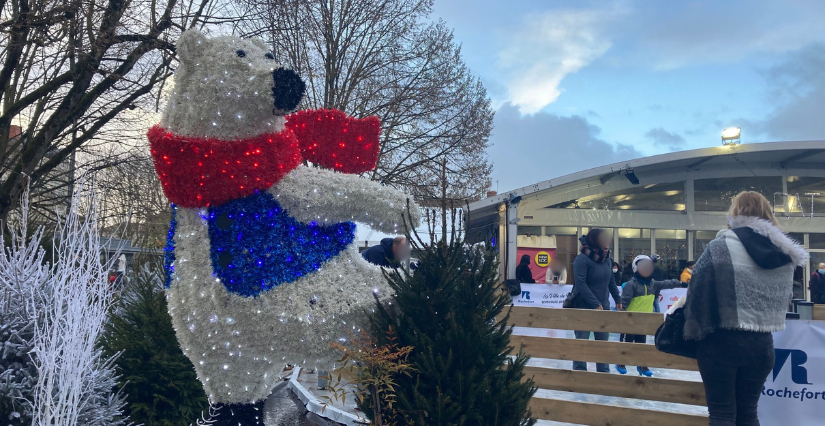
[272,68,306,114]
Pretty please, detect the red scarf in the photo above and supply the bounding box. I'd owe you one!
[148,125,302,208]
[148,109,382,208]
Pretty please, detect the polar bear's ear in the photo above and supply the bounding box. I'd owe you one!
[249,37,268,51]
[177,30,211,64]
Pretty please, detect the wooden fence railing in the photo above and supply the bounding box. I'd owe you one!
[505,304,825,426]
[505,307,701,426]
[814,304,825,321]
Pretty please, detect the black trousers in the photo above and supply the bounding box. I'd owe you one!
[619,334,648,368]
[696,329,774,426]
[622,333,646,344]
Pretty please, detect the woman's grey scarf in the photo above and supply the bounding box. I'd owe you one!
[684,216,808,341]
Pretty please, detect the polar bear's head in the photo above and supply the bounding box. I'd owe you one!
[161,30,306,140]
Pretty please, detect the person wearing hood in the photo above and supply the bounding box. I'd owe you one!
[616,255,686,376]
[515,254,536,283]
[810,262,825,304]
[571,228,622,373]
[684,191,808,426]
[611,262,623,287]
[362,236,409,267]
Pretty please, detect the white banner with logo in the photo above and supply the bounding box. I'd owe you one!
[513,283,686,312]
[758,320,825,424]
[513,284,572,308]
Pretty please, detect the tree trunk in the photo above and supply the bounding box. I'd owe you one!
[372,384,383,426]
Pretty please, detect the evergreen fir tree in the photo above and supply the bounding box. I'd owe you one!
[0,303,37,426]
[100,263,210,426]
[369,233,537,426]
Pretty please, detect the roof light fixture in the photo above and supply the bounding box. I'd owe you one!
[722,127,741,145]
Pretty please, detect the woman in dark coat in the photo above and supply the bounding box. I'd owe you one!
[515,254,535,283]
[571,228,622,373]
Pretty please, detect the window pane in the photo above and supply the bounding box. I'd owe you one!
[693,230,718,260]
[694,176,782,212]
[548,182,685,211]
[655,230,688,280]
[788,233,805,247]
[785,176,825,217]
[545,226,578,236]
[517,226,541,236]
[811,253,825,302]
[617,228,651,278]
[793,265,806,300]
[811,233,825,250]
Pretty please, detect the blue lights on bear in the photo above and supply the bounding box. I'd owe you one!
[206,192,355,297]
[164,205,178,288]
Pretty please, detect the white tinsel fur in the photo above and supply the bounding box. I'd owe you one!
[269,165,422,233]
[160,30,422,405]
[168,207,396,404]
[161,30,287,140]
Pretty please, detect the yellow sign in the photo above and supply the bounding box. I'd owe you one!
[535,251,551,268]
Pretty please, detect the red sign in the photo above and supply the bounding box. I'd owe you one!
[516,247,557,284]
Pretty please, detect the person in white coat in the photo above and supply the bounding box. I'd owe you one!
[545,259,568,284]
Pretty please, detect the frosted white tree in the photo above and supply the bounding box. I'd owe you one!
[0,182,128,426]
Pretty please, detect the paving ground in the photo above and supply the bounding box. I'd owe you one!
[263,367,366,426]
[264,381,317,426]
[295,368,368,423]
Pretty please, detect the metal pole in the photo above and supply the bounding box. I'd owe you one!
[506,201,519,280]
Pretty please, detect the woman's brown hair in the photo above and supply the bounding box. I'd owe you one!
[728,191,778,226]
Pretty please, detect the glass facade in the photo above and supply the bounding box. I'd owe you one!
[548,182,685,211]
[693,231,717,260]
[515,172,825,300]
[786,176,825,217]
[694,176,782,212]
[655,230,688,280]
[811,252,825,284]
[810,233,825,250]
[517,222,825,301]
[616,228,651,274]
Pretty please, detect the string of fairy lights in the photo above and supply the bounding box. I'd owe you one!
[150,30,420,409]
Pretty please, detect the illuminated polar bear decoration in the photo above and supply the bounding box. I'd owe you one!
[148,30,420,411]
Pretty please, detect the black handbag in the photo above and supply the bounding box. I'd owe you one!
[654,307,697,359]
[503,279,521,296]
[562,287,577,309]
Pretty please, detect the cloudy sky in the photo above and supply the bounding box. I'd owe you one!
[431,0,825,192]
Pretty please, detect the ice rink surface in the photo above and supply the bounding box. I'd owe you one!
[511,327,708,426]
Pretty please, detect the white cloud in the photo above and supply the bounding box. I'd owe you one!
[498,4,627,114]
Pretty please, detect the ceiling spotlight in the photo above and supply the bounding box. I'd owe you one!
[722,127,741,145]
[623,169,640,185]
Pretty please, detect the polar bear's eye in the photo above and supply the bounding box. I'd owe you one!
[236,49,246,58]
[265,52,275,60]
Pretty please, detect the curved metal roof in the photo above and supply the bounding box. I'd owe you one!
[470,140,825,210]
[466,140,825,235]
